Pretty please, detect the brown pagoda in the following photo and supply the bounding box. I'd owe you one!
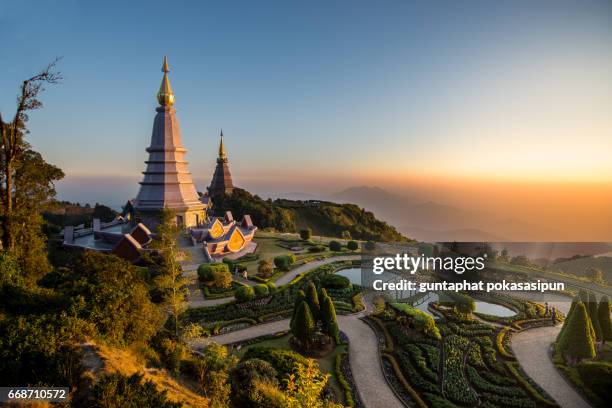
[208,130,234,195]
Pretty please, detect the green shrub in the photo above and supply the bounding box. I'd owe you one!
[577,361,612,397]
[442,291,475,315]
[320,273,351,289]
[242,346,310,382]
[235,286,255,302]
[299,229,312,240]
[90,373,181,408]
[266,282,277,293]
[254,284,270,298]
[557,302,596,360]
[329,240,342,252]
[230,358,279,406]
[198,263,230,282]
[391,303,441,339]
[346,240,359,251]
[274,254,296,271]
[364,241,376,251]
[307,245,325,253]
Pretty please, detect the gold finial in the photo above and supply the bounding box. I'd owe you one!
[219,129,227,159]
[157,56,175,106]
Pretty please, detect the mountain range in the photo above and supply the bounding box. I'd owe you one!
[276,186,546,242]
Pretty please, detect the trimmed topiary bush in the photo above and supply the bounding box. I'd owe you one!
[299,229,312,240]
[346,240,358,251]
[291,301,315,348]
[320,274,351,289]
[235,285,255,302]
[197,263,230,282]
[197,263,232,288]
[266,282,277,294]
[329,240,342,252]
[598,295,612,344]
[307,245,325,253]
[273,254,296,271]
[254,284,270,298]
[557,302,596,361]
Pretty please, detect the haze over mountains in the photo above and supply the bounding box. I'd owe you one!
[277,186,548,242]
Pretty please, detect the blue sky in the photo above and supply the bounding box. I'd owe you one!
[1,0,611,205]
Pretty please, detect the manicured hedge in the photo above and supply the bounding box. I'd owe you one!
[441,291,475,315]
[329,240,342,252]
[197,263,230,282]
[320,274,351,289]
[234,286,255,302]
[307,245,326,253]
[253,284,269,298]
[274,254,296,271]
[390,303,441,339]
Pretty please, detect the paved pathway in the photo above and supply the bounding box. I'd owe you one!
[509,293,592,408]
[274,255,359,286]
[190,295,404,408]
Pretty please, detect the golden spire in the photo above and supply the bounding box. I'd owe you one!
[157,56,175,106]
[218,129,227,159]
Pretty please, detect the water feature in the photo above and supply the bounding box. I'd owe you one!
[336,267,517,317]
[474,301,516,317]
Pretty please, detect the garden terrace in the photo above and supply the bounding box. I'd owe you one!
[373,299,559,408]
[185,261,363,332]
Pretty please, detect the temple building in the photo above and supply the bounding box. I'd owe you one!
[62,57,257,262]
[129,56,208,228]
[208,130,235,195]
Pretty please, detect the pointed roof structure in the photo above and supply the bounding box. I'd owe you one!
[132,57,206,227]
[208,129,234,195]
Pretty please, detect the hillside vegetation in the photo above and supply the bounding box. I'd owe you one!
[553,256,612,283]
[211,189,407,242]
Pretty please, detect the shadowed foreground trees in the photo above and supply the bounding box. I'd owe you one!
[0,59,62,254]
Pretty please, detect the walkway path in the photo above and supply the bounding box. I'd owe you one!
[509,293,592,408]
[189,295,404,408]
[275,255,359,286]
[187,255,360,308]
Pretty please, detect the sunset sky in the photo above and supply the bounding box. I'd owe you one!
[1,1,611,239]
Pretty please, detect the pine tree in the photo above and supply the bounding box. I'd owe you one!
[292,301,315,349]
[588,292,602,341]
[557,296,579,343]
[321,295,339,343]
[319,287,328,301]
[598,296,611,345]
[558,302,596,362]
[291,290,306,332]
[306,282,320,321]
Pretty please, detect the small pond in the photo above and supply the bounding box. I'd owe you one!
[474,301,516,317]
[336,267,517,317]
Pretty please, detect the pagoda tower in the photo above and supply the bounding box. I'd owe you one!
[208,130,235,195]
[132,57,206,228]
